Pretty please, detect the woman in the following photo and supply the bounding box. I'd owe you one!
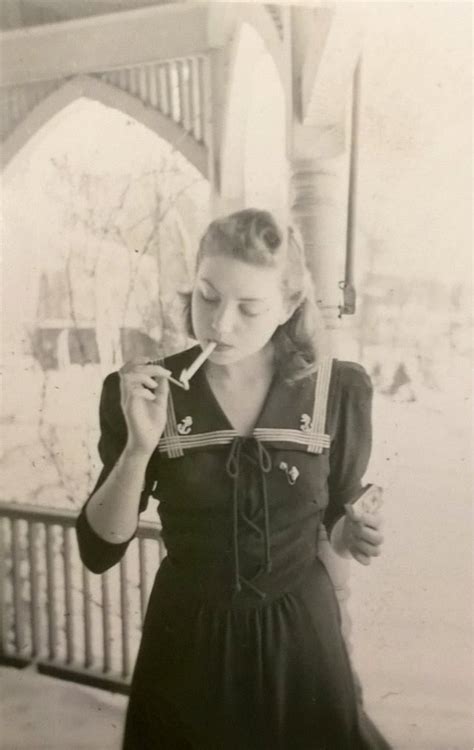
[76,209,389,749]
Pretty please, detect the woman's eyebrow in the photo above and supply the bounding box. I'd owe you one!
[201,278,268,303]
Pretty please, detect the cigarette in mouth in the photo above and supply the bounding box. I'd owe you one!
[179,341,217,387]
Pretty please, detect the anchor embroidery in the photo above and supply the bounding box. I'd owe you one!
[299,414,312,432]
[177,416,193,435]
[279,461,300,485]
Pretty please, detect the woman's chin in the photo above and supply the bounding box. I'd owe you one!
[209,347,238,361]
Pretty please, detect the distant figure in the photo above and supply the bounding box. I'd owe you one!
[385,362,416,402]
[77,210,390,749]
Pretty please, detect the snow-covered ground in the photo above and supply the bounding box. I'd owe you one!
[349,356,473,749]
[0,666,126,750]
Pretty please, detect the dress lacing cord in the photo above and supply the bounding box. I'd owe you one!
[225,437,272,598]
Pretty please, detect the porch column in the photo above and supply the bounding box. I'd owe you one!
[291,152,350,326]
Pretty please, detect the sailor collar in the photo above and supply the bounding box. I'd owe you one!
[157,346,333,459]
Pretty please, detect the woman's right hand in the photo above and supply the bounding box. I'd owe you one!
[119,358,171,457]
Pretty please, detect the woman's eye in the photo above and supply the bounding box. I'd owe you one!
[200,290,219,304]
[240,305,265,317]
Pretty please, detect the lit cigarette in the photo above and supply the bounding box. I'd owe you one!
[179,341,217,386]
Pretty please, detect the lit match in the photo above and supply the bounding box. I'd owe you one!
[179,341,217,387]
[146,360,189,390]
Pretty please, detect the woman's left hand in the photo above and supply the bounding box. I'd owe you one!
[341,505,384,565]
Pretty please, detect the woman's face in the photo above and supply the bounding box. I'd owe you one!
[191,253,290,365]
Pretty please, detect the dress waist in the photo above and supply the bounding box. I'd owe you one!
[156,545,322,608]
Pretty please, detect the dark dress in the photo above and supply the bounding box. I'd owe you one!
[76,346,391,750]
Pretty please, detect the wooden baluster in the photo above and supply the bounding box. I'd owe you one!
[82,565,93,669]
[198,56,210,147]
[105,70,120,88]
[189,57,201,142]
[148,65,159,109]
[0,518,7,655]
[118,68,128,91]
[166,63,174,119]
[101,571,112,673]
[177,60,190,132]
[63,526,74,664]
[11,518,26,655]
[119,556,130,679]
[128,66,140,97]
[138,537,148,623]
[159,64,170,116]
[138,64,148,105]
[45,524,57,661]
[169,61,180,123]
[28,522,41,658]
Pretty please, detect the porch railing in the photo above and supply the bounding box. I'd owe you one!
[0,501,165,694]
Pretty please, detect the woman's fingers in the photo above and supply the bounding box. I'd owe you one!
[359,511,383,529]
[133,386,158,401]
[352,551,371,566]
[355,525,384,546]
[120,359,172,378]
[346,516,384,562]
[122,373,169,405]
[121,371,171,392]
[352,523,383,556]
[136,364,172,378]
[121,366,171,381]
[126,374,160,390]
[120,356,155,374]
[353,539,381,557]
[344,502,384,564]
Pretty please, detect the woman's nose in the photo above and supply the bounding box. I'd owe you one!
[212,303,235,335]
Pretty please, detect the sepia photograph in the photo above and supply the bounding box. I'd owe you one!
[0,1,472,748]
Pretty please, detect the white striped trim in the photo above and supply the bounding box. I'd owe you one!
[253,428,330,451]
[158,427,330,455]
[308,355,333,454]
[159,429,237,452]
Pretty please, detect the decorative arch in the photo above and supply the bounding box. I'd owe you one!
[217,21,286,212]
[1,74,208,176]
[235,3,286,84]
[208,2,285,85]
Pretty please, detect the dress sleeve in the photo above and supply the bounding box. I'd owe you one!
[75,372,155,574]
[324,362,373,536]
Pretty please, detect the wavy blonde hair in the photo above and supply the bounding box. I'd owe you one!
[182,209,328,383]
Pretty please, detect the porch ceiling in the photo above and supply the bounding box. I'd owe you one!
[0,0,183,31]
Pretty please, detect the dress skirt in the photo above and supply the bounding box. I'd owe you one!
[122,556,390,750]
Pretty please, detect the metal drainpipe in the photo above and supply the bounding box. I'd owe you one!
[339,56,362,318]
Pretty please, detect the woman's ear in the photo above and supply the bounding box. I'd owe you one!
[279,294,302,326]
